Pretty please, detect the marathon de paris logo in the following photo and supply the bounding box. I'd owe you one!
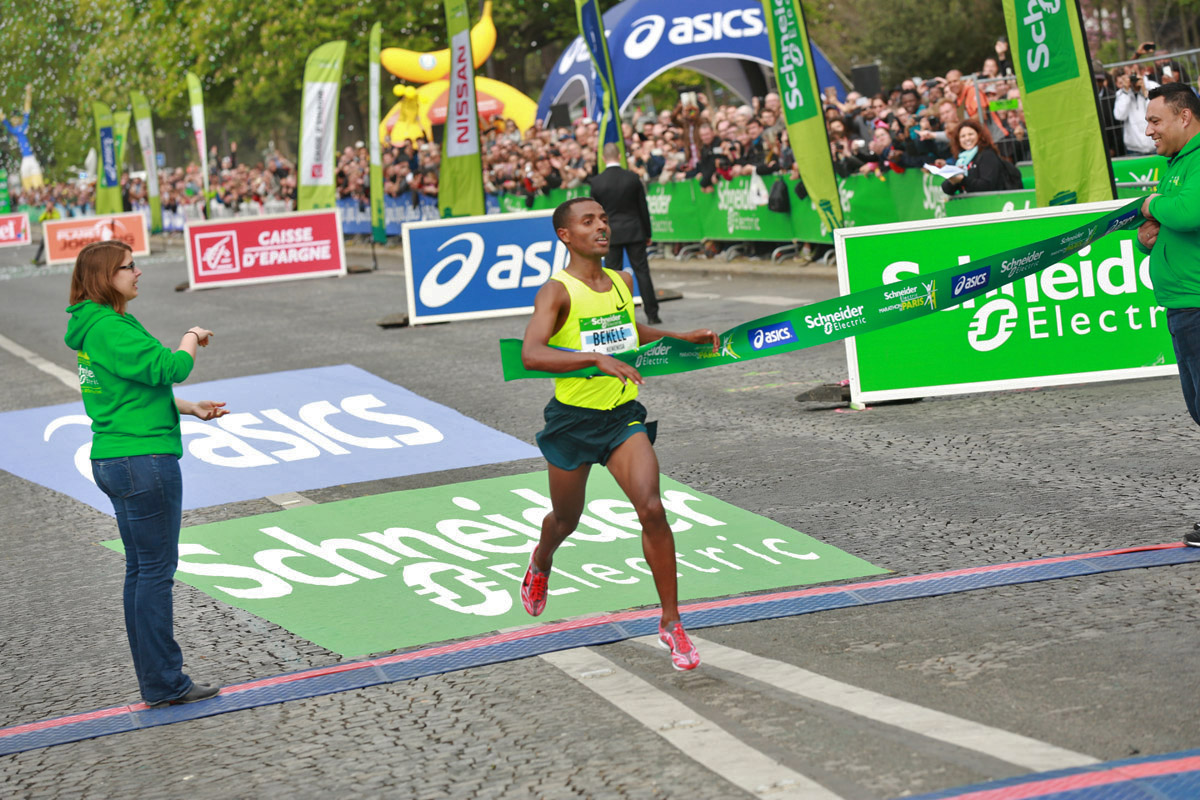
[197,231,240,274]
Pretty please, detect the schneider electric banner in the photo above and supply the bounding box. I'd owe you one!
[837,200,1175,404]
[131,91,162,233]
[403,209,639,324]
[1003,0,1113,206]
[0,365,539,515]
[298,40,347,210]
[761,0,843,231]
[186,72,210,201]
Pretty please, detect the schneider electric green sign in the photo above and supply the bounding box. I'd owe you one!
[106,471,886,656]
[838,200,1177,404]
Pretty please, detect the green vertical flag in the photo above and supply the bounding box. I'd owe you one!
[0,169,10,213]
[368,22,387,241]
[760,0,843,232]
[1003,0,1114,206]
[186,72,210,202]
[92,102,122,214]
[439,0,485,218]
[112,111,131,173]
[576,0,626,172]
[130,91,162,233]
[298,41,347,211]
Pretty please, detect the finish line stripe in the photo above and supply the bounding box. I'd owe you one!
[901,751,1200,800]
[1,542,1197,757]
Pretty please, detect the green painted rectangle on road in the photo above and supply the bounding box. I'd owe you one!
[104,471,886,657]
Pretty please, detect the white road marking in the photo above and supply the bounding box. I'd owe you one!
[683,291,722,300]
[541,648,843,800]
[684,636,1099,772]
[266,492,316,508]
[0,332,79,390]
[730,295,811,307]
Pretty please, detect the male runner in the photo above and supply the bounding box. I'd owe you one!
[519,196,718,670]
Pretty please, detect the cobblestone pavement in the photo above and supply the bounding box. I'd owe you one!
[0,243,1196,798]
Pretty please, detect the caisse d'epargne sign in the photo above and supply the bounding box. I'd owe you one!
[186,209,346,289]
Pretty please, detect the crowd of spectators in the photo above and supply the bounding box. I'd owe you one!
[7,36,1196,224]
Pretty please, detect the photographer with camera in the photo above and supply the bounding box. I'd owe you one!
[1115,65,1160,154]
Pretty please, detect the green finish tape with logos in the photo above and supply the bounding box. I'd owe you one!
[104,471,887,656]
[500,198,1145,382]
[838,199,1175,404]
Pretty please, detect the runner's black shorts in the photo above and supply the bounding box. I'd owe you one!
[536,398,658,471]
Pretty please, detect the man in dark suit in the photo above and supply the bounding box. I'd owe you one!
[588,142,660,324]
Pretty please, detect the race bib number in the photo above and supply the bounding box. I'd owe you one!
[579,311,636,355]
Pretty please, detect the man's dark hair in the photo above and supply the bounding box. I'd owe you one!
[901,88,920,101]
[1148,82,1200,118]
[552,196,597,232]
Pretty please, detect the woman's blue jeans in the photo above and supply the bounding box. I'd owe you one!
[92,454,193,705]
[1168,308,1200,427]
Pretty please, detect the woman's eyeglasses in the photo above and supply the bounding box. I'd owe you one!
[117,263,136,271]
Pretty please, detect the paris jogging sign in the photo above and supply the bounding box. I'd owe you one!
[43,212,150,265]
[185,209,346,289]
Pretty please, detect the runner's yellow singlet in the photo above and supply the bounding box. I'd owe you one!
[547,268,640,410]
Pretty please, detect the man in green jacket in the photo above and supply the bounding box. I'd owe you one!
[1137,82,1200,546]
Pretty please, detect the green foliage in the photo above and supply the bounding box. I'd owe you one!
[808,0,1008,89]
[0,0,579,181]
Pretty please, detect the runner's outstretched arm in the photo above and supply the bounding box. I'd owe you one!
[615,273,719,352]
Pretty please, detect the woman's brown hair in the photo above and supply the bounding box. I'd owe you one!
[69,241,133,315]
[948,119,997,157]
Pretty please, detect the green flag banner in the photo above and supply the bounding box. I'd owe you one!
[439,0,485,218]
[1003,0,1114,206]
[369,22,386,242]
[298,40,347,211]
[576,0,626,171]
[500,198,1145,380]
[130,92,162,232]
[761,0,843,232]
[186,72,210,202]
[112,110,130,174]
[0,169,8,213]
[92,102,122,214]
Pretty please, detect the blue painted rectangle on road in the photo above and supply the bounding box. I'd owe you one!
[402,209,639,324]
[0,364,540,514]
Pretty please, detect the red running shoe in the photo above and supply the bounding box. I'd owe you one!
[658,621,701,671]
[521,549,549,616]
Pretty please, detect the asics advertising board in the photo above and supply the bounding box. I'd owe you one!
[403,209,640,324]
[0,211,31,248]
[0,365,539,514]
[835,200,1176,404]
[185,209,346,290]
[43,212,150,265]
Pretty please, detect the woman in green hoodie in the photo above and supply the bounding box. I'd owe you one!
[65,240,227,708]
